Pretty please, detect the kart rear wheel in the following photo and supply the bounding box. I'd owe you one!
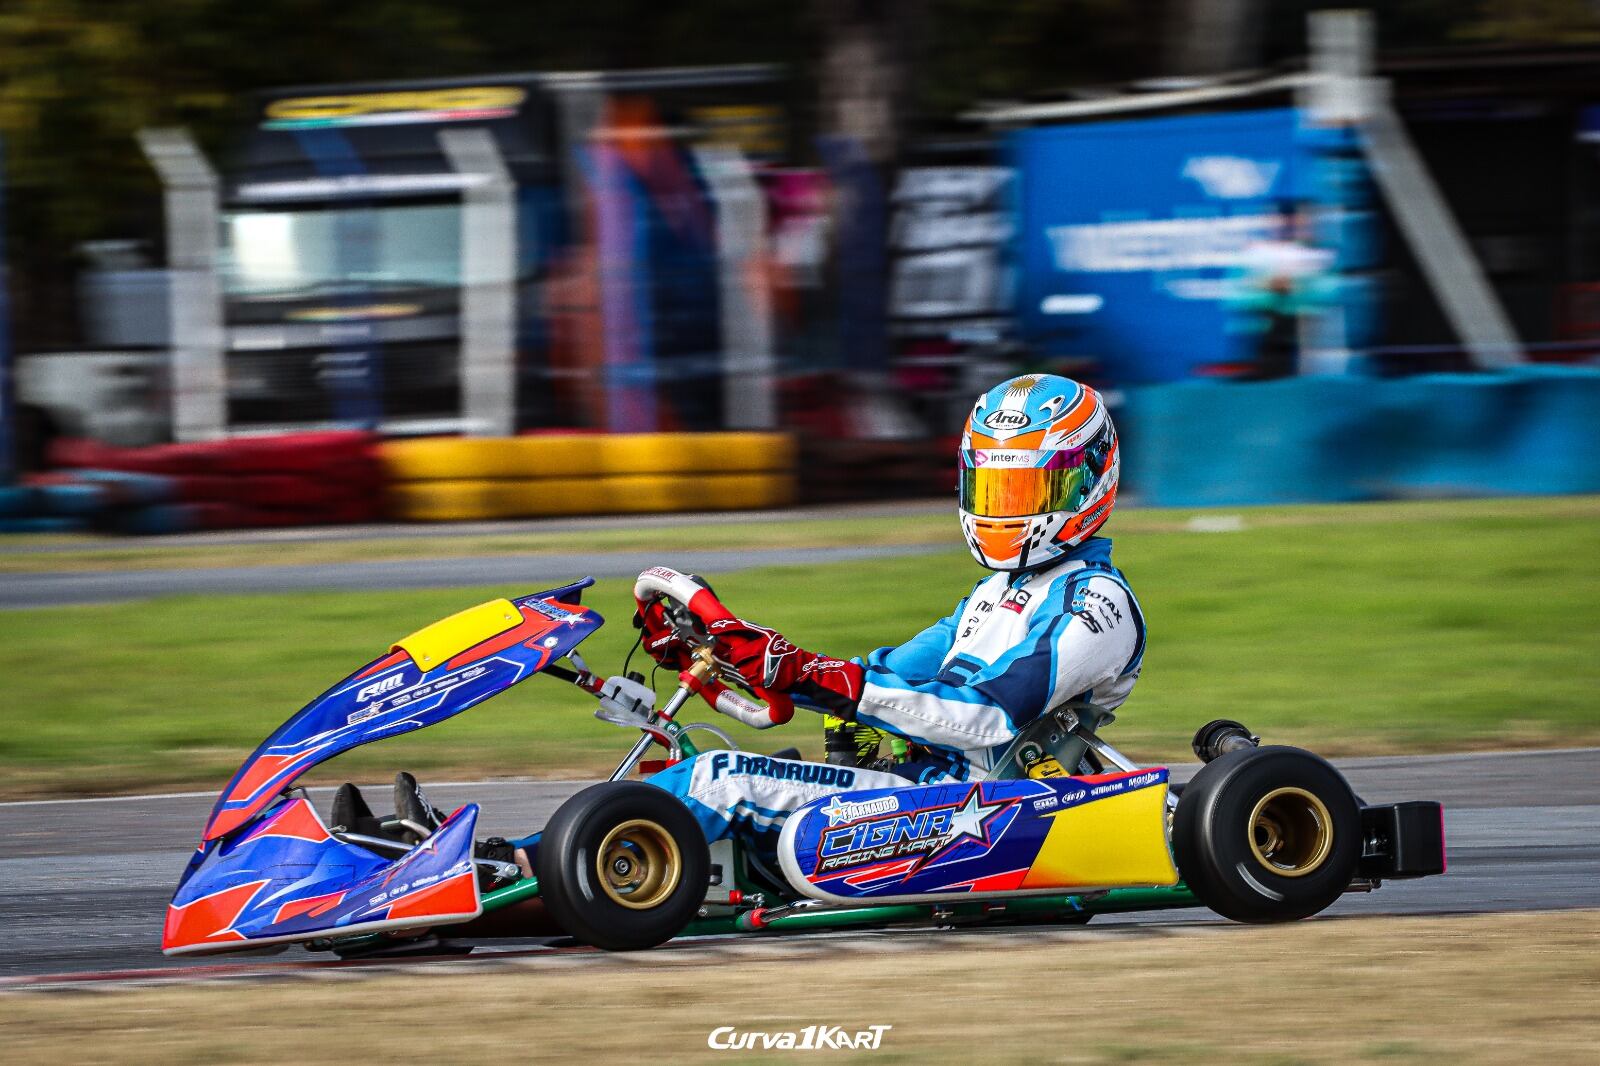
[536,782,709,951]
[1172,746,1360,923]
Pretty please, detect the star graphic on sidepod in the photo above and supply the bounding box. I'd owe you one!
[943,786,1014,849]
[901,785,1017,878]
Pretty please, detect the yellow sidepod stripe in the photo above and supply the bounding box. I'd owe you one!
[1020,783,1180,890]
[392,598,523,670]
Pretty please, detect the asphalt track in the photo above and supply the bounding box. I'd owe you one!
[0,543,949,609]
[0,501,953,555]
[1,748,1594,983]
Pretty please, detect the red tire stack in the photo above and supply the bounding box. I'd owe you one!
[43,431,384,534]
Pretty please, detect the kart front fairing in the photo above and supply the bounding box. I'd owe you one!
[164,795,483,956]
[201,579,602,842]
[163,579,602,956]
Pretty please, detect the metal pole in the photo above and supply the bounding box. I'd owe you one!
[693,145,776,429]
[0,139,13,482]
[138,128,227,442]
[1356,91,1525,368]
[440,129,518,437]
[1304,10,1523,368]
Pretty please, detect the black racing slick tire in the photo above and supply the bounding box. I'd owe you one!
[1172,746,1361,923]
[535,782,710,951]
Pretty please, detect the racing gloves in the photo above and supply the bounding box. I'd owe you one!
[704,617,865,717]
[633,605,864,717]
[635,599,693,671]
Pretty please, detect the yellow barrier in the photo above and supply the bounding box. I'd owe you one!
[381,433,796,521]
[381,432,794,482]
[381,435,603,481]
[596,433,797,475]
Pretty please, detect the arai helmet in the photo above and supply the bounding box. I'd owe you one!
[958,374,1120,571]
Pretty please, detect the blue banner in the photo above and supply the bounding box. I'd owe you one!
[1121,368,1600,506]
[1011,108,1317,383]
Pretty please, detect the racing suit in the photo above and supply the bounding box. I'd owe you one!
[647,537,1145,852]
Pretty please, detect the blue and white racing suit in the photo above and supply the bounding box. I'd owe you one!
[647,537,1145,852]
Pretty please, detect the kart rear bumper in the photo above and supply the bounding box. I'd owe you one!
[1358,801,1447,879]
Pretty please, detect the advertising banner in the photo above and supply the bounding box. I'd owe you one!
[1011,108,1315,383]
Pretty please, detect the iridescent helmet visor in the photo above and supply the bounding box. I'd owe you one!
[959,442,1109,519]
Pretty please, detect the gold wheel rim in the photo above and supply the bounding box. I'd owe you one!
[596,818,681,910]
[1247,787,1333,878]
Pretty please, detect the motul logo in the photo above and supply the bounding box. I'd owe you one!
[983,409,1029,430]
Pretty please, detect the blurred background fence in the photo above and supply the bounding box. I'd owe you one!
[3,5,1600,532]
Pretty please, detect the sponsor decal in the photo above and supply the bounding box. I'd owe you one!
[262,86,526,130]
[709,753,855,788]
[708,1025,891,1052]
[1045,213,1277,273]
[640,566,684,582]
[355,673,406,704]
[999,588,1032,614]
[958,598,993,639]
[821,795,901,827]
[970,449,1038,468]
[982,408,1030,431]
[347,663,491,724]
[1182,154,1281,199]
[1071,585,1124,634]
[1086,771,1161,798]
[1077,587,1124,626]
[523,598,586,625]
[816,786,1014,875]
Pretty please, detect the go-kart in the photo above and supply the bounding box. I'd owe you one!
[162,568,1447,958]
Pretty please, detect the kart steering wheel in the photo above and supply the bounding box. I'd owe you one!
[632,567,795,730]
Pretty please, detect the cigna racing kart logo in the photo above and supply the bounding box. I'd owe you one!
[816,785,1017,876]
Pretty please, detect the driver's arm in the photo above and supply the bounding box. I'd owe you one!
[853,575,1138,753]
[858,581,979,684]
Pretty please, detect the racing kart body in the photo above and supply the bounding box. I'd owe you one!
[163,570,1447,958]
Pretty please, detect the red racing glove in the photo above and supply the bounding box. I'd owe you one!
[706,617,864,717]
[633,600,693,671]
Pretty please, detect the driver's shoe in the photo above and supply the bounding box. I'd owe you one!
[330,782,382,835]
[392,771,447,845]
[823,716,886,768]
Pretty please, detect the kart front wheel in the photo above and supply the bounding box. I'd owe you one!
[1172,746,1360,923]
[536,782,710,950]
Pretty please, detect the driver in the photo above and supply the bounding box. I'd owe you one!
[639,374,1144,854]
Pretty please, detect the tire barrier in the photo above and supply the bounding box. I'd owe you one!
[381,433,797,521]
[1121,367,1600,507]
[13,431,384,535]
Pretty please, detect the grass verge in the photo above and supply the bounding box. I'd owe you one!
[3,910,1597,1064]
[2,495,1598,798]
[0,512,955,574]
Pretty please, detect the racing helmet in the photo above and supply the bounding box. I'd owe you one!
[958,374,1120,571]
